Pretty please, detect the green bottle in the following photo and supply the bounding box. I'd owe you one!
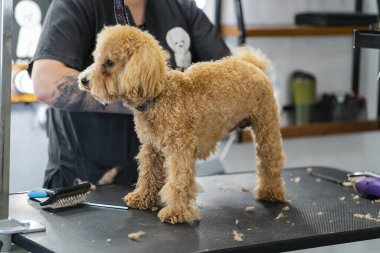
[290,71,316,125]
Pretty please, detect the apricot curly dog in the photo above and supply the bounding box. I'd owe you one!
[78,25,285,224]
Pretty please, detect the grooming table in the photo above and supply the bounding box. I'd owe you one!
[9,167,380,253]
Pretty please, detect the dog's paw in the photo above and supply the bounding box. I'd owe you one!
[254,184,286,202]
[123,191,157,210]
[158,206,200,224]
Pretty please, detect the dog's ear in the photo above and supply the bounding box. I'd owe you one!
[119,42,167,100]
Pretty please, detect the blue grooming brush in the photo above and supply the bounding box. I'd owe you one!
[28,183,91,209]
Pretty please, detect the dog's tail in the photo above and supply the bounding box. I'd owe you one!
[233,46,269,73]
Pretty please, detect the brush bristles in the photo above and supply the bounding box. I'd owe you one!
[42,193,88,209]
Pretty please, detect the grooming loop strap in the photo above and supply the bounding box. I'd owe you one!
[114,0,135,26]
[114,0,127,25]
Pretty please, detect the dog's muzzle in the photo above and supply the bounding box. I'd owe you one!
[81,77,90,90]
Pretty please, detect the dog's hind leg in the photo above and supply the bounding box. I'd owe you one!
[250,88,286,202]
[124,143,165,210]
[158,142,200,224]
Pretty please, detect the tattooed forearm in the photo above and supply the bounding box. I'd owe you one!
[52,76,132,114]
[53,76,93,111]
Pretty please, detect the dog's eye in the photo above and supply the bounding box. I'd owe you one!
[105,59,114,68]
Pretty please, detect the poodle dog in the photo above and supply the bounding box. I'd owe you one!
[78,25,285,224]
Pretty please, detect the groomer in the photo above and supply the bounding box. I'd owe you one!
[29,0,231,188]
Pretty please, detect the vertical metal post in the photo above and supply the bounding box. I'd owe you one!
[234,0,246,45]
[0,0,12,221]
[214,0,222,33]
[0,2,45,251]
[352,30,361,95]
[377,1,380,119]
[355,0,363,12]
[378,55,380,119]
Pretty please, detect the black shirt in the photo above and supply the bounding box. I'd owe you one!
[30,0,231,188]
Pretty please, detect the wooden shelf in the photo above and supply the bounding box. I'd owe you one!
[221,25,369,37]
[221,24,378,139]
[240,120,380,141]
[11,64,39,103]
[11,93,38,103]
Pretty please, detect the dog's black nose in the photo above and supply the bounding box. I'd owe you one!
[81,77,89,88]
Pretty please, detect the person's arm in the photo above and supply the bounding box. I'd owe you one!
[32,59,131,113]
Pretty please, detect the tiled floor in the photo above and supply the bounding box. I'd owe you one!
[214,131,380,175]
[291,239,380,253]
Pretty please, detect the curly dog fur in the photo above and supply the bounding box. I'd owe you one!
[78,25,286,224]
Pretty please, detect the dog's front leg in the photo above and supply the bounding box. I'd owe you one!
[124,143,165,210]
[158,146,200,224]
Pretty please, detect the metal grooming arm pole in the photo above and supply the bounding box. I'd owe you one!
[0,0,45,252]
[0,0,13,228]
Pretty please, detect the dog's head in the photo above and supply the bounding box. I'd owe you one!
[78,25,168,108]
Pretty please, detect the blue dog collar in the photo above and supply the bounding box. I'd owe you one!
[136,95,160,112]
[136,99,155,112]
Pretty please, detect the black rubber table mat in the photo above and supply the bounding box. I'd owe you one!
[9,167,380,253]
